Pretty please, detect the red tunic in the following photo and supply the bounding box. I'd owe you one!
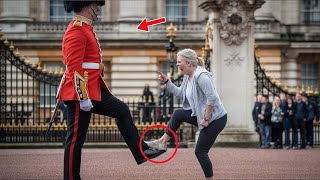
[57,15,111,101]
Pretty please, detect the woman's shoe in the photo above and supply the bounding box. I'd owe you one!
[145,139,167,151]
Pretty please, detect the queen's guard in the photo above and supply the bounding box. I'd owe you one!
[58,1,165,179]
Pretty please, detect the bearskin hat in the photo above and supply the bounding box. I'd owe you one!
[64,0,105,13]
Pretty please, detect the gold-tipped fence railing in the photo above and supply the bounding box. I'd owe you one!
[0,35,195,145]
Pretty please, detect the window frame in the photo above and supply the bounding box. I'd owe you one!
[49,0,103,22]
[50,0,75,22]
[166,0,188,22]
[300,0,320,24]
[300,61,319,90]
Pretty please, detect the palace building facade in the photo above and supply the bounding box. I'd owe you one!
[0,0,319,107]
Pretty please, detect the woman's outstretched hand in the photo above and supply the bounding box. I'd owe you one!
[200,119,209,127]
[158,71,168,83]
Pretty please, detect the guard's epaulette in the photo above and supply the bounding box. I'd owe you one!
[73,20,82,27]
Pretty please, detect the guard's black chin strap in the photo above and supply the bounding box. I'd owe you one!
[90,6,98,20]
[85,5,98,21]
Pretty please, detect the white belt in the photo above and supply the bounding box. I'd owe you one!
[82,62,103,70]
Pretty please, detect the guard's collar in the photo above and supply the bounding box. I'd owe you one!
[74,15,92,26]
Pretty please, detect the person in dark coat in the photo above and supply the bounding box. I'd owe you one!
[252,94,262,146]
[158,83,169,123]
[284,96,297,149]
[258,94,272,148]
[142,83,154,123]
[294,92,307,149]
[302,94,319,148]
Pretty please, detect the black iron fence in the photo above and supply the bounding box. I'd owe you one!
[1,35,319,146]
[0,103,195,144]
[254,55,320,145]
[0,38,196,144]
[301,11,320,24]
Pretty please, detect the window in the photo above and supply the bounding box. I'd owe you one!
[39,62,64,107]
[119,0,146,18]
[300,0,320,24]
[50,0,75,22]
[301,62,319,90]
[50,0,103,22]
[2,0,29,16]
[166,0,188,22]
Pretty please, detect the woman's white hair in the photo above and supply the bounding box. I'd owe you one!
[177,48,205,67]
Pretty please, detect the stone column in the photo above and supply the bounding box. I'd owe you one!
[189,0,197,21]
[103,0,112,21]
[0,0,34,38]
[200,0,265,145]
[37,0,49,21]
[156,0,165,19]
[254,0,274,21]
[282,50,300,87]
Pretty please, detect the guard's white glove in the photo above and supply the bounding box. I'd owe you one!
[80,99,93,111]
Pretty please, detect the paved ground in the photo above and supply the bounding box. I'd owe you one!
[0,147,319,180]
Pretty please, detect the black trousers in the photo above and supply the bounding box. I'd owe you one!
[64,89,149,180]
[164,108,227,178]
[271,122,283,148]
[296,119,306,148]
[305,120,313,146]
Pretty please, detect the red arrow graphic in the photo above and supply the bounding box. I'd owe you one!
[137,17,166,32]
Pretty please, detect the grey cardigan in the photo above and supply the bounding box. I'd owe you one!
[166,66,227,130]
